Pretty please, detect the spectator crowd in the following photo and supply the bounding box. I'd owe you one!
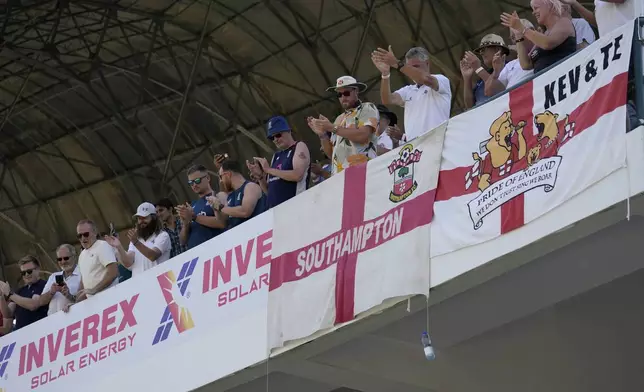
[0,0,638,335]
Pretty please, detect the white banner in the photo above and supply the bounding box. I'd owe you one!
[431,23,633,256]
[268,126,446,350]
[0,212,273,392]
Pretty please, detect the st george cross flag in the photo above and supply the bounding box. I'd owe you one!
[268,124,446,349]
[431,22,633,256]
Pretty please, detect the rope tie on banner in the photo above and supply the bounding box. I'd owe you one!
[625,127,631,221]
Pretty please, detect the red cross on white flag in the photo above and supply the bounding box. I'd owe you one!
[268,125,446,350]
[430,23,633,257]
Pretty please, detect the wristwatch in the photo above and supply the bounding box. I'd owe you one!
[397,59,405,70]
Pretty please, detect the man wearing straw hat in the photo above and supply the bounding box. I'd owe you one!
[460,33,511,108]
[308,75,379,175]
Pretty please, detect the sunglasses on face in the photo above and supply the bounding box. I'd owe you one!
[21,269,35,276]
[336,91,353,98]
[188,176,207,186]
[77,232,91,239]
[57,256,71,262]
[269,133,283,141]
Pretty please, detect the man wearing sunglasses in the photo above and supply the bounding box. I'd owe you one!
[176,164,224,249]
[0,255,48,330]
[308,75,379,175]
[247,116,311,209]
[73,219,119,304]
[9,244,82,317]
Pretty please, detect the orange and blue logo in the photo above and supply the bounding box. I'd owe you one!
[153,258,198,345]
[0,342,15,378]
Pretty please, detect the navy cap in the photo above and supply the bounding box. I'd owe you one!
[266,116,291,138]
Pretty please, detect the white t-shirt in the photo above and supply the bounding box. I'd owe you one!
[126,231,171,276]
[42,267,81,316]
[78,240,118,295]
[498,59,534,89]
[394,75,451,141]
[595,0,636,37]
[572,18,597,45]
[377,132,394,150]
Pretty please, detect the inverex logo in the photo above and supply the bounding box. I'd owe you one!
[0,342,16,378]
[153,257,198,345]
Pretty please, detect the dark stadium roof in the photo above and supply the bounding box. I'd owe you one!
[0,0,580,282]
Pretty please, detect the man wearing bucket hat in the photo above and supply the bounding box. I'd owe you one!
[308,75,379,175]
[104,202,171,276]
[247,115,311,208]
[460,34,510,108]
[485,20,536,97]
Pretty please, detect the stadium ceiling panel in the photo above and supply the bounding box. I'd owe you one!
[0,0,579,281]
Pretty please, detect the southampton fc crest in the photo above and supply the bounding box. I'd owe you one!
[388,144,423,203]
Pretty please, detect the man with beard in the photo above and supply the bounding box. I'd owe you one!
[208,160,266,230]
[177,164,224,249]
[308,75,379,175]
[105,202,171,276]
[247,115,310,209]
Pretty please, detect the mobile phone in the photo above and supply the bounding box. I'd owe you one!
[55,275,65,286]
[109,223,116,237]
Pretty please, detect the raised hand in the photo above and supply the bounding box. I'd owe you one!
[460,58,474,78]
[500,11,523,32]
[492,50,506,76]
[463,51,482,70]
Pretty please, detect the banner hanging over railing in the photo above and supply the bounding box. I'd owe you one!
[0,212,273,392]
[268,126,445,349]
[431,22,633,256]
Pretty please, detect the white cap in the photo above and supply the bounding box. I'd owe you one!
[133,202,156,218]
[326,75,367,92]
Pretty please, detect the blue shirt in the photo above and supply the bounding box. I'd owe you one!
[267,142,309,209]
[14,279,48,330]
[227,181,267,230]
[188,194,223,249]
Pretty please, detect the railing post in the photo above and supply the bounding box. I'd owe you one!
[634,17,644,119]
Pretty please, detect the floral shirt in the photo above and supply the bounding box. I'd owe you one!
[331,102,379,174]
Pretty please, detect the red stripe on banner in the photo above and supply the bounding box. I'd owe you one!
[435,71,628,204]
[500,80,535,233]
[335,165,367,324]
[269,165,436,323]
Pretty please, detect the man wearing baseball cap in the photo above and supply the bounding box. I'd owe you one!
[308,75,379,174]
[105,202,171,276]
[247,115,311,208]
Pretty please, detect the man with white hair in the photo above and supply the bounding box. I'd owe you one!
[372,46,451,142]
[39,244,81,315]
[560,0,635,37]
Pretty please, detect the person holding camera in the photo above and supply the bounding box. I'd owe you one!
[39,244,80,316]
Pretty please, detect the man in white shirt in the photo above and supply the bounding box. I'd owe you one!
[375,104,397,155]
[561,3,597,48]
[105,202,171,276]
[74,219,119,304]
[372,46,451,142]
[561,0,635,37]
[40,244,81,315]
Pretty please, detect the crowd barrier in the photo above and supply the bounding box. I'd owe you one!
[0,21,637,392]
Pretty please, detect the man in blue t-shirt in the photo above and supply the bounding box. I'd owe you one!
[248,116,311,209]
[209,161,266,230]
[176,164,225,249]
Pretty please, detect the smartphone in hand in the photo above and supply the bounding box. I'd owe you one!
[109,222,117,237]
[55,275,65,286]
